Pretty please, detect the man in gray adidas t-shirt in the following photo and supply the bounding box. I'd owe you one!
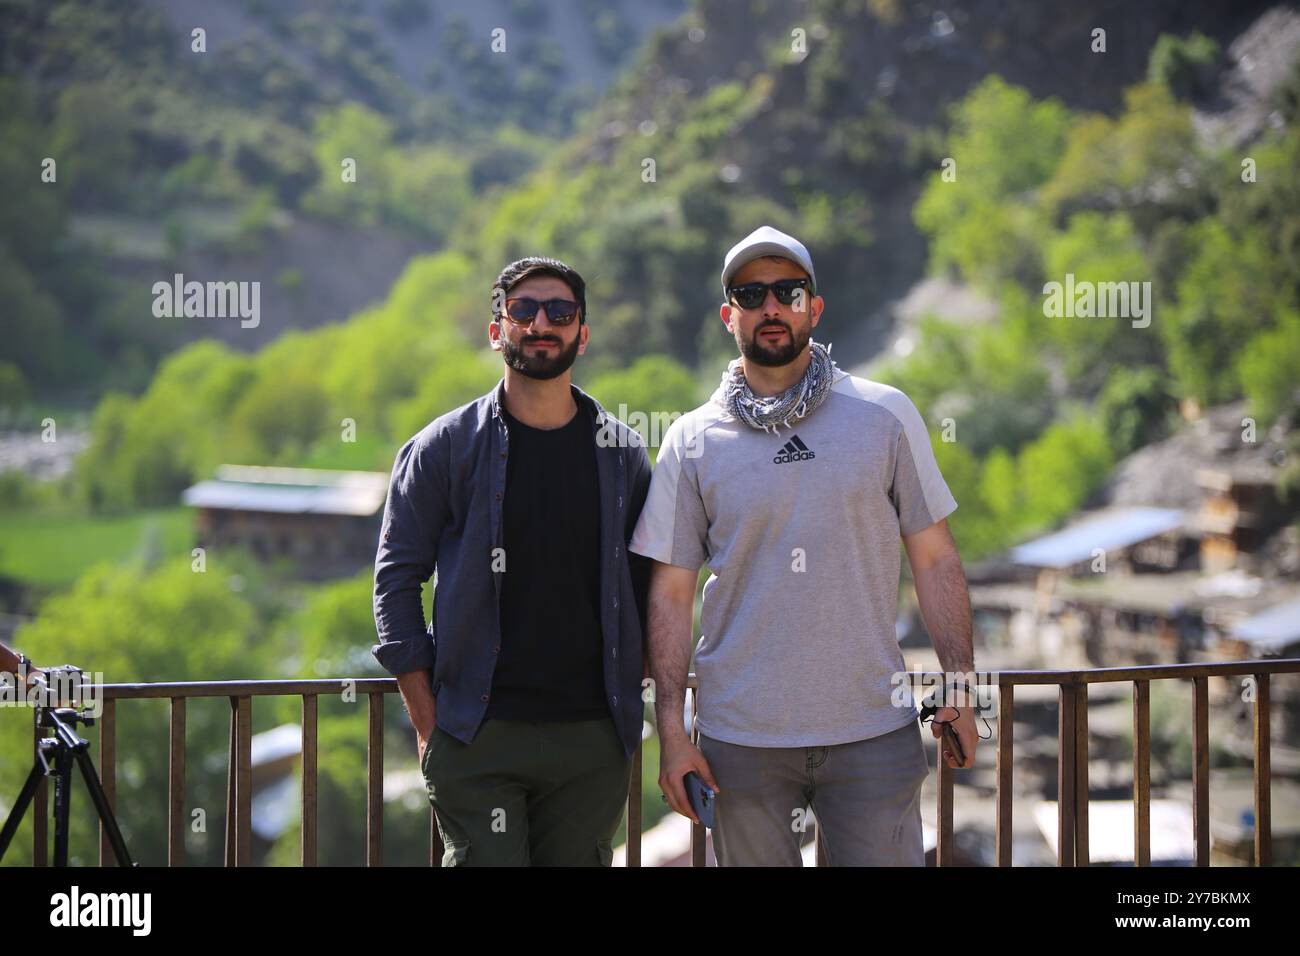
[630,226,978,866]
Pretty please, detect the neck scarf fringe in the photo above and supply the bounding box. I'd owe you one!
[721,339,837,434]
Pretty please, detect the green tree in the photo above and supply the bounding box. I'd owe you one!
[50,81,137,206]
[1097,366,1177,458]
[914,76,1070,287]
[75,342,255,511]
[1041,212,1157,388]
[1147,31,1220,100]
[1237,308,1300,427]
[1016,415,1113,532]
[1163,219,1283,405]
[1041,84,1200,220]
[304,103,396,226]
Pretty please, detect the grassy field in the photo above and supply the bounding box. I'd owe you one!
[0,507,194,590]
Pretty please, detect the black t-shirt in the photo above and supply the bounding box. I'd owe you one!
[486,403,607,721]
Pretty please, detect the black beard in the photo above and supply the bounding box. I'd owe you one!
[738,320,810,367]
[500,332,580,380]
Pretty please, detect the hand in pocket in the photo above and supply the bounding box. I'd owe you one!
[417,703,438,765]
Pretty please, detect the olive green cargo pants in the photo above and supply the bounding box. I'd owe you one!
[421,717,633,866]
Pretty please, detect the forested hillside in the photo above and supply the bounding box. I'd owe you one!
[26,0,1297,544]
[0,0,686,397]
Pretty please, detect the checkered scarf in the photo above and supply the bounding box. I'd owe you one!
[721,339,837,434]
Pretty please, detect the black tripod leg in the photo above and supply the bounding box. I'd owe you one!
[75,747,135,867]
[0,762,47,862]
[53,746,72,867]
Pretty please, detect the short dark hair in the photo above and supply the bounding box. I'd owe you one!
[491,256,587,325]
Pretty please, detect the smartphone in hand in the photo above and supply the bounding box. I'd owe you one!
[939,720,966,766]
[919,689,968,768]
[683,771,716,828]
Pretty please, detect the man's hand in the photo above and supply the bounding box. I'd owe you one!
[930,705,977,769]
[395,669,438,766]
[658,732,720,824]
[0,643,36,685]
[416,702,438,764]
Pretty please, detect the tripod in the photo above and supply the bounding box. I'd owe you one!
[0,693,135,866]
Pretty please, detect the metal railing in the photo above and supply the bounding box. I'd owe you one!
[18,659,1300,866]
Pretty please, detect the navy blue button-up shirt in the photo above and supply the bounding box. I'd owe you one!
[371,378,653,757]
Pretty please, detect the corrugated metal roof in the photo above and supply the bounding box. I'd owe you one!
[181,464,387,516]
[1232,597,1300,651]
[1011,507,1185,569]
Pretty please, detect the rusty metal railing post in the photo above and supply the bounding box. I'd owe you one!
[936,728,955,866]
[97,697,115,867]
[367,690,383,866]
[168,696,185,866]
[996,682,1013,866]
[1253,673,1271,866]
[1133,680,1151,866]
[301,693,317,867]
[235,696,252,865]
[1192,675,1210,866]
[1074,682,1089,866]
[1057,682,1077,867]
[226,695,252,866]
[225,702,236,866]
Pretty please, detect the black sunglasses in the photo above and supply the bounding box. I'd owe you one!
[501,297,581,326]
[727,278,810,310]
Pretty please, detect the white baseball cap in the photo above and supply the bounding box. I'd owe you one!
[720,226,817,297]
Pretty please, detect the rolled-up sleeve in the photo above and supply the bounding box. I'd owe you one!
[372,427,446,676]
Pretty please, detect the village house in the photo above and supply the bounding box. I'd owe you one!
[181,464,388,580]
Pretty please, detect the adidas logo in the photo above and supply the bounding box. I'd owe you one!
[772,434,816,464]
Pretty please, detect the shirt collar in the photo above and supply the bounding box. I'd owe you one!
[490,377,608,429]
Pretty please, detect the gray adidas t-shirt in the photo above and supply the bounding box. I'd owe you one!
[629,367,958,747]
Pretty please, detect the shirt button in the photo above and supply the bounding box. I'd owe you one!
[612,596,619,609]
[612,696,618,706]
[494,492,502,500]
[614,546,621,558]
[617,496,623,508]
[499,452,506,459]
[612,647,618,659]
[480,693,489,702]
[493,645,501,654]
